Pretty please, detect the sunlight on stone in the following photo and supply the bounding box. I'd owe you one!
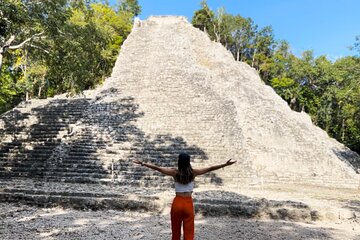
[39,229,60,238]
[24,144,33,150]
[73,218,91,226]
[17,216,37,222]
[281,225,295,231]
[18,208,68,222]
[24,115,39,127]
[38,208,69,217]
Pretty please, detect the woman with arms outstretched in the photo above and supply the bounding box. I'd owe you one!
[133,153,236,240]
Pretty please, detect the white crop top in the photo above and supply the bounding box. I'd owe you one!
[175,181,194,192]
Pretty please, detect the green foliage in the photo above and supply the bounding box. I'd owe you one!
[271,77,297,102]
[0,62,20,112]
[45,3,133,95]
[192,1,215,37]
[227,15,256,61]
[0,0,134,108]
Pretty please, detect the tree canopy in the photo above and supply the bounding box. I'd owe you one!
[0,0,139,111]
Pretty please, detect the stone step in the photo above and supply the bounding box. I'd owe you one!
[0,160,105,167]
[0,191,159,211]
[30,125,65,129]
[30,110,84,115]
[0,174,106,184]
[0,171,45,178]
[2,187,123,198]
[58,172,109,179]
[42,176,172,186]
[0,170,109,179]
[0,185,319,221]
[0,158,42,163]
[66,151,99,156]
[1,140,60,146]
[69,143,104,148]
[0,163,108,171]
[192,191,319,221]
[0,166,109,174]
[0,142,23,147]
[0,156,51,162]
[0,147,57,154]
[29,131,64,136]
[0,163,169,178]
[34,125,72,130]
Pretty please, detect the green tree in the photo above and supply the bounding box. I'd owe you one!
[0,0,135,112]
[252,25,275,82]
[117,0,141,16]
[45,3,133,96]
[331,56,360,151]
[0,0,69,75]
[192,1,215,39]
[0,0,69,103]
[227,15,256,62]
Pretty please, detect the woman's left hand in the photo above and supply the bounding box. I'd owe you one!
[133,160,143,165]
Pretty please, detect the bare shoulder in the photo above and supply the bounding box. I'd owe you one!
[160,167,178,177]
[193,167,209,176]
[171,167,178,174]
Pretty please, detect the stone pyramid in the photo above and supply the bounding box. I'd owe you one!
[103,16,360,188]
[0,16,359,210]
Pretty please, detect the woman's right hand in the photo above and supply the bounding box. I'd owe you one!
[226,159,237,166]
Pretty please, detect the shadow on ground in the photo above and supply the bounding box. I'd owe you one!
[332,148,360,174]
[0,203,348,240]
[193,190,320,222]
[343,200,360,215]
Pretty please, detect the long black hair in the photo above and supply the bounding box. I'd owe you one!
[175,153,194,184]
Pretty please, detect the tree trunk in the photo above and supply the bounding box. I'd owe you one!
[341,118,345,142]
[215,32,220,42]
[0,53,3,76]
[0,35,16,75]
[38,85,42,98]
[0,33,44,76]
[236,49,240,61]
[251,48,257,68]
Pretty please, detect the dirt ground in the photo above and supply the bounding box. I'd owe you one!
[0,204,359,240]
[1,185,360,240]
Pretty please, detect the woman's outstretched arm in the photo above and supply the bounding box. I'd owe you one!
[193,159,236,176]
[133,160,177,177]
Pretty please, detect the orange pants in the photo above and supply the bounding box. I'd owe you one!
[170,196,194,240]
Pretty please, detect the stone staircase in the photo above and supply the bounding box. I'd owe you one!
[0,98,104,182]
[0,90,211,211]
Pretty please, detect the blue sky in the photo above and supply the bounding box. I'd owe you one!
[110,0,360,59]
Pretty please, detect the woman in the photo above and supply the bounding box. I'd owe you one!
[133,153,236,240]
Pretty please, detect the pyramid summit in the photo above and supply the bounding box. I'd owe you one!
[0,16,359,210]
